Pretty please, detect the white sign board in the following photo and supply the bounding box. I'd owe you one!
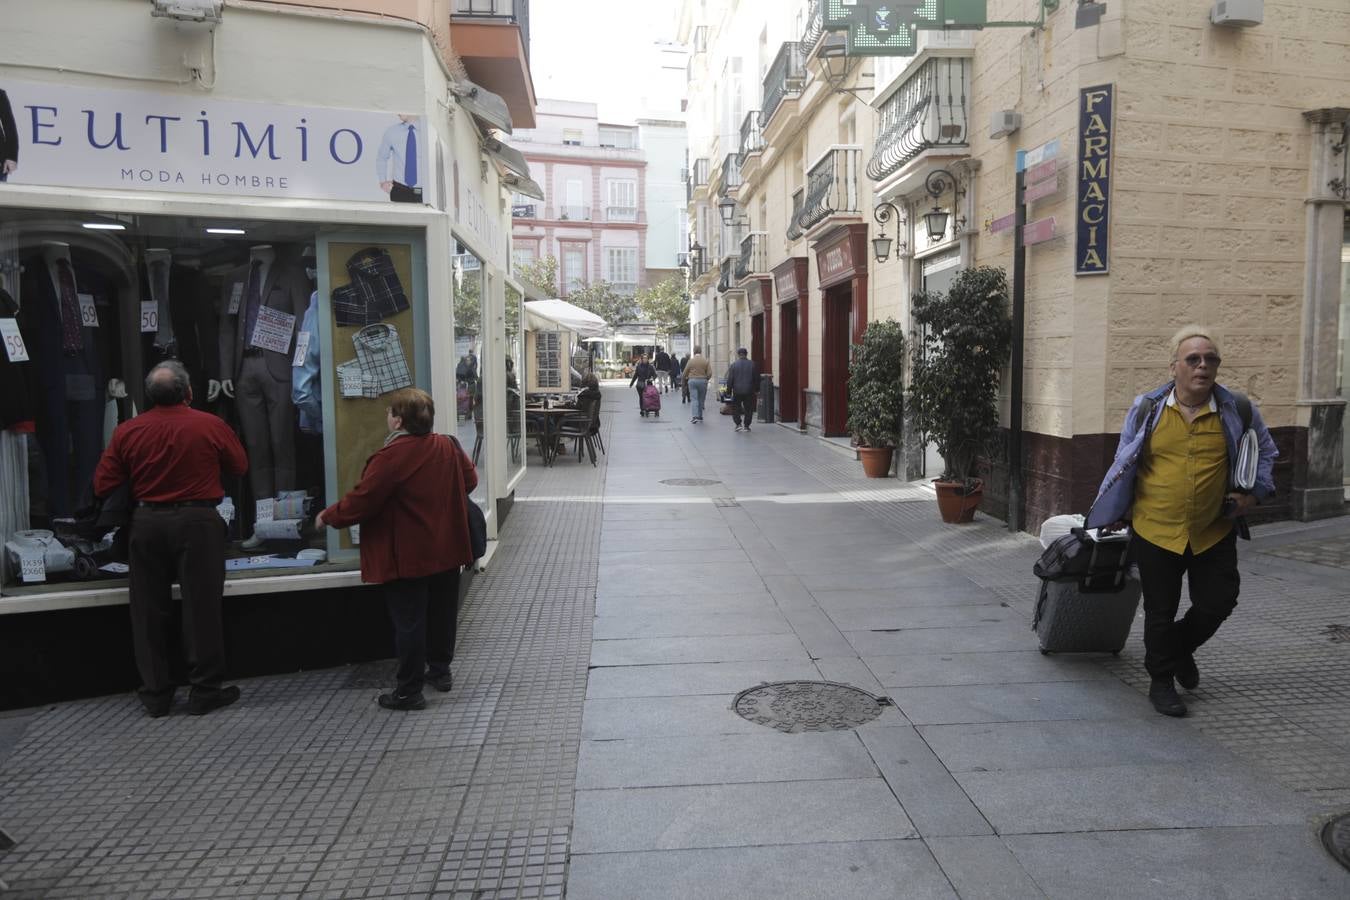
[0,79,430,203]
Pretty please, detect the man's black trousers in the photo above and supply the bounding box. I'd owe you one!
[1133,530,1240,679]
[128,506,228,697]
[732,393,755,427]
[384,569,461,696]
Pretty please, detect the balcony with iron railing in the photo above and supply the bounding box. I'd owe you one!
[738,111,764,166]
[450,0,535,127]
[797,146,863,235]
[734,232,769,282]
[605,207,639,223]
[799,0,845,60]
[786,188,806,242]
[719,153,742,199]
[718,258,731,294]
[867,56,972,183]
[557,205,591,221]
[760,42,806,131]
[689,157,711,202]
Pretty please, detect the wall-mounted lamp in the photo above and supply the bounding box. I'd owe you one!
[717,196,744,227]
[922,169,966,243]
[872,201,906,263]
[1074,0,1106,28]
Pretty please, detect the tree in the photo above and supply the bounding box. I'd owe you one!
[567,280,639,329]
[517,255,559,298]
[636,277,691,335]
[453,262,481,334]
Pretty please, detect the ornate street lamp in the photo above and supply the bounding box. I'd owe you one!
[872,200,906,263]
[922,169,966,243]
[717,196,740,226]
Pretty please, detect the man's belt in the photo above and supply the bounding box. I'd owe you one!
[135,499,221,509]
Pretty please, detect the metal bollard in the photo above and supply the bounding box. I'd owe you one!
[757,374,775,424]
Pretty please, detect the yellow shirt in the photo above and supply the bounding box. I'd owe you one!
[1132,394,1233,554]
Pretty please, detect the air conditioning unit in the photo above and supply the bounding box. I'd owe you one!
[1211,0,1262,27]
[990,110,1022,140]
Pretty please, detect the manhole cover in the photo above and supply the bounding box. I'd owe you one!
[660,478,722,486]
[1322,812,1350,871]
[1320,624,1350,644]
[733,681,887,733]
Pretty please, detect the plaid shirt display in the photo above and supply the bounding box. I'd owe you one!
[352,323,412,395]
[332,247,409,327]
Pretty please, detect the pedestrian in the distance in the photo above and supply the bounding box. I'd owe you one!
[1086,326,1277,718]
[93,361,248,717]
[682,345,712,423]
[315,388,478,711]
[628,354,656,411]
[654,347,673,393]
[670,352,684,401]
[724,347,757,432]
[679,353,691,404]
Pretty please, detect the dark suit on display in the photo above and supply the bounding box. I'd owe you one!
[19,257,108,519]
[0,89,18,181]
[217,255,308,499]
[140,261,217,411]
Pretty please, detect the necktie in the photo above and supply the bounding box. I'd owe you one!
[56,259,83,353]
[242,259,264,349]
[149,260,176,352]
[403,124,417,187]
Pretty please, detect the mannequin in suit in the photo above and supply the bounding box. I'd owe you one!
[142,248,217,410]
[0,88,18,181]
[18,242,107,518]
[213,244,307,545]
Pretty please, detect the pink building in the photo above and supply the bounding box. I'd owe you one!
[510,99,647,298]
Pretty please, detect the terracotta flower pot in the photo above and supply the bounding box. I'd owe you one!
[933,479,983,523]
[858,446,894,478]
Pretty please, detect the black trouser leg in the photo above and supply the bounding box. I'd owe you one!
[424,569,461,677]
[384,576,430,696]
[127,512,177,696]
[1134,531,1239,678]
[737,393,755,425]
[176,508,228,692]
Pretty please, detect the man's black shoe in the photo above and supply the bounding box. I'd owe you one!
[188,685,240,716]
[1148,678,1187,717]
[138,690,173,718]
[1176,656,1199,691]
[377,691,426,710]
[427,671,453,692]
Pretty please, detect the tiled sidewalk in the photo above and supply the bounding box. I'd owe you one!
[1,384,1347,898]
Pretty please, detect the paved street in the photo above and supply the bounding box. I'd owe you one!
[2,383,1349,898]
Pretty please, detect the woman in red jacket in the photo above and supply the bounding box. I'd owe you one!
[316,388,478,710]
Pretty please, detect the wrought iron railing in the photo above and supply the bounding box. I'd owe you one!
[738,111,764,166]
[734,233,768,281]
[606,207,638,222]
[453,0,530,61]
[786,188,805,241]
[694,157,710,187]
[801,0,825,54]
[557,205,591,221]
[797,147,862,233]
[760,42,806,130]
[720,152,742,196]
[718,258,731,293]
[867,56,971,182]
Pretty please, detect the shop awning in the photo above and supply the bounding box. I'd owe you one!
[502,172,544,201]
[523,299,608,338]
[452,80,513,134]
[483,137,530,179]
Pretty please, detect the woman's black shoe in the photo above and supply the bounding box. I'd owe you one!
[377,691,426,710]
[1148,678,1187,717]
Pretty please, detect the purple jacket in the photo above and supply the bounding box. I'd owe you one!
[1084,382,1277,529]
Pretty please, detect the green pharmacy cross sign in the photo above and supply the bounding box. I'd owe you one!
[825,0,1056,57]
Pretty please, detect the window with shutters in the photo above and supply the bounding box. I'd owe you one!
[606,179,637,222]
[534,331,563,389]
[605,247,638,294]
[561,243,587,293]
[562,128,583,146]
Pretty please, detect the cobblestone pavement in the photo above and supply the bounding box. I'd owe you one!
[1,385,1347,898]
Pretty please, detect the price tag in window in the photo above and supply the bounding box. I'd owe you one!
[140,301,160,333]
[0,319,29,362]
[77,293,99,328]
[292,331,310,367]
[255,497,275,523]
[19,552,46,583]
[228,283,243,315]
[349,525,360,546]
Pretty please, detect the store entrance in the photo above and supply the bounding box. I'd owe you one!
[778,301,799,422]
[750,313,764,377]
[822,283,853,437]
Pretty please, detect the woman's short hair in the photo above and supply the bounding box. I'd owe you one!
[1169,325,1220,359]
[388,387,435,434]
[144,360,191,407]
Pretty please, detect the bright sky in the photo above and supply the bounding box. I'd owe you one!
[529,0,682,123]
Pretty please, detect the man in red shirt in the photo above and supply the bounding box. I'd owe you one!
[94,361,248,717]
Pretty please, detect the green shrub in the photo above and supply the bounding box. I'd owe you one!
[846,319,906,448]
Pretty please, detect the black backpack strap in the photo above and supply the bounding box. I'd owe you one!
[1230,390,1252,430]
[1129,395,1158,437]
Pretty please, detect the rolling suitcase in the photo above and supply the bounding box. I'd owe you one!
[640,382,661,417]
[1032,530,1141,655]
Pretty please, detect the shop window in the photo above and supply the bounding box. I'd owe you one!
[0,211,426,592]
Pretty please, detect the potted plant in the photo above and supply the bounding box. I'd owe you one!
[909,266,1013,522]
[846,320,906,477]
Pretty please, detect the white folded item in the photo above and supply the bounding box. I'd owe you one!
[1234,428,1259,492]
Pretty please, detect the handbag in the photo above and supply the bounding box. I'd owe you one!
[446,434,486,560]
[1033,526,1131,590]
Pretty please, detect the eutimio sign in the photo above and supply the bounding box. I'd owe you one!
[0,79,431,204]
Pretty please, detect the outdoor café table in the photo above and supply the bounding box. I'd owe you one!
[524,406,575,466]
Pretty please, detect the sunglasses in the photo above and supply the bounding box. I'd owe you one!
[1179,353,1221,368]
